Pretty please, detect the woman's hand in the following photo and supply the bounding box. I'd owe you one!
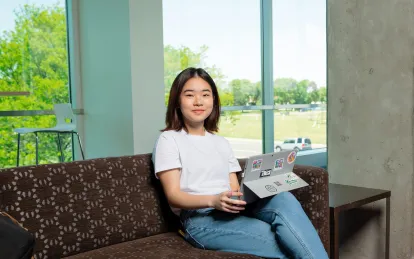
[209,190,247,213]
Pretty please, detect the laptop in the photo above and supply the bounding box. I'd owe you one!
[239,150,309,204]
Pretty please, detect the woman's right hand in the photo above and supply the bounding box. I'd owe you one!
[210,191,247,213]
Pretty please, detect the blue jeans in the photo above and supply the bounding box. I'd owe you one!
[180,192,328,259]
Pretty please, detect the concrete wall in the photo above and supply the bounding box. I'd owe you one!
[129,0,165,155]
[328,0,414,258]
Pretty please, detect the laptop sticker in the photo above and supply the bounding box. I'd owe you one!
[265,185,277,192]
[287,151,297,164]
[274,158,284,170]
[260,169,272,178]
[252,159,263,171]
[285,179,298,185]
[287,173,299,180]
[285,173,299,185]
[274,181,283,186]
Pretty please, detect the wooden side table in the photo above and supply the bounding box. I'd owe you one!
[329,183,391,259]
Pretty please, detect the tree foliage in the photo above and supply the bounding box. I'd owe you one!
[163,45,226,105]
[0,4,70,168]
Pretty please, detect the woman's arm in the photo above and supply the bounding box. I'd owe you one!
[158,168,214,209]
[229,172,240,191]
[158,169,246,212]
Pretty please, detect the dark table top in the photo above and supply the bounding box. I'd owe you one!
[329,183,391,212]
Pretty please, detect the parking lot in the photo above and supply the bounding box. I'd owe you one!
[227,137,326,158]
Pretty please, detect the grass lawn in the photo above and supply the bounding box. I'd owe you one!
[218,111,327,145]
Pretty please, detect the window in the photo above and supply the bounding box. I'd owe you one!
[163,0,327,158]
[283,139,295,144]
[163,0,263,158]
[0,0,71,168]
[273,0,327,152]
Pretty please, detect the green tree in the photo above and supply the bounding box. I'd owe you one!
[0,4,70,168]
[274,79,325,105]
[274,87,291,104]
[274,78,297,90]
[291,80,311,104]
[163,45,226,105]
[218,89,234,107]
[218,88,239,125]
[163,45,242,127]
[318,86,327,103]
[308,86,326,103]
[308,89,320,103]
[229,79,260,106]
[274,78,297,104]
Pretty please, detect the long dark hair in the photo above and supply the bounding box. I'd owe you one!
[163,67,221,133]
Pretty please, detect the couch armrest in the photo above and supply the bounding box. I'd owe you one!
[236,159,329,254]
[291,164,329,254]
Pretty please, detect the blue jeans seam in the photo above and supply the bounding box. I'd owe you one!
[187,217,275,244]
[181,213,207,250]
[256,209,314,259]
[185,227,206,250]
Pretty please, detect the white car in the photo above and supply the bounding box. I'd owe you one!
[275,137,312,152]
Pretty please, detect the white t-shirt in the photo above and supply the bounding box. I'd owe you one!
[152,129,242,215]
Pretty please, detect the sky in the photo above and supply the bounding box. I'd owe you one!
[163,0,327,87]
[0,0,64,31]
[0,0,326,87]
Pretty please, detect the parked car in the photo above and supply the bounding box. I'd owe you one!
[275,137,312,152]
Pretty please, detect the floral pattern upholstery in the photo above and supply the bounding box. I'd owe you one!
[0,154,329,258]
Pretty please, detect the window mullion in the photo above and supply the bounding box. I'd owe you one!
[260,0,274,154]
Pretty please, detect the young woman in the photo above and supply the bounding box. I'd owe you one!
[152,67,328,259]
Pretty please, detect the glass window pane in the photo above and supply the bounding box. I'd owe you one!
[272,0,327,152]
[163,0,262,157]
[162,0,261,104]
[0,116,73,168]
[0,0,70,168]
[218,111,262,158]
[0,0,70,109]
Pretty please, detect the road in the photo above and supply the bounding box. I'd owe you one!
[226,137,326,158]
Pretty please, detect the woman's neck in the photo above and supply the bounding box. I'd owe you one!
[184,122,205,136]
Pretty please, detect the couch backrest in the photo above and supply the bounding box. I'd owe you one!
[0,155,330,258]
[0,154,171,258]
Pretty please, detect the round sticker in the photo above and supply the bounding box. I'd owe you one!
[265,185,277,192]
[287,151,297,164]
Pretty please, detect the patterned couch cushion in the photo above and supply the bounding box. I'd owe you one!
[0,154,169,258]
[65,232,259,259]
[0,154,329,258]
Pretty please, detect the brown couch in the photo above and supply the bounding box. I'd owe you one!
[0,154,329,259]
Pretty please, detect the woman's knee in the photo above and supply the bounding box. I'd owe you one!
[271,191,302,209]
[276,191,296,201]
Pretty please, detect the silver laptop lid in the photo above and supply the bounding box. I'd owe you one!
[243,150,297,182]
